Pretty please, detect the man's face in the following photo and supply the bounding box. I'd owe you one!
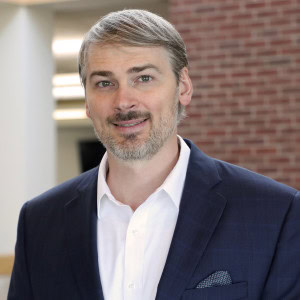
[85,44,191,161]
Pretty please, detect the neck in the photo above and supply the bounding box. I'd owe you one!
[106,134,180,211]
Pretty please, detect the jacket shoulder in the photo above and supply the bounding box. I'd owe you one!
[214,158,297,199]
[26,166,98,210]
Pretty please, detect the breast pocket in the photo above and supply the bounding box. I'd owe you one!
[181,282,247,300]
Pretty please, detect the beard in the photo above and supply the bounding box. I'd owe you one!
[91,99,179,161]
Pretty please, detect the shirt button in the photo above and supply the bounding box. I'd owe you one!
[128,283,135,289]
[131,229,139,235]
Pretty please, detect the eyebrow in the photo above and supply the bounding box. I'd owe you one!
[127,64,162,74]
[89,64,162,80]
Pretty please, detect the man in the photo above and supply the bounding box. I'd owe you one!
[8,9,300,300]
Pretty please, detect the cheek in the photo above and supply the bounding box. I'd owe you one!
[87,98,108,119]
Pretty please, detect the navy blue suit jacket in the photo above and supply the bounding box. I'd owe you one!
[8,140,300,299]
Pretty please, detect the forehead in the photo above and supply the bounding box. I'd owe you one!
[86,43,173,74]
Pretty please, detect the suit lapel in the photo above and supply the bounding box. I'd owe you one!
[64,168,104,300]
[156,141,227,300]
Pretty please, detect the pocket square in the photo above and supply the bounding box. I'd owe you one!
[196,270,232,289]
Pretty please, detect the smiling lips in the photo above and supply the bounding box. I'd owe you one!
[113,118,148,127]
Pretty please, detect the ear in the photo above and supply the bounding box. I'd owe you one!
[85,102,91,119]
[178,67,193,107]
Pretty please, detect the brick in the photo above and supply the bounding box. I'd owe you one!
[283,167,300,173]
[244,99,265,106]
[282,28,300,35]
[269,157,290,163]
[231,129,251,135]
[219,41,240,49]
[243,157,265,164]
[231,32,252,39]
[256,108,277,115]
[257,10,278,17]
[207,130,226,136]
[195,139,215,146]
[220,82,240,88]
[206,72,227,79]
[188,113,202,119]
[257,168,278,174]
[195,6,216,13]
[219,101,239,107]
[257,50,278,56]
[219,62,240,69]
[219,23,240,31]
[232,91,252,97]
[231,51,252,58]
[206,53,226,60]
[245,80,265,87]
[270,118,291,124]
[268,58,291,65]
[282,87,300,94]
[268,98,290,104]
[270,18,292,26]
[218,120,240,126]
[270,0,293,6]
[260,29,278,37]
[270,39,291,46]
[284,67,300,74]
[231,148,252,155]
[244,138,265,144]
[244,119,266,126]
[206,15,227,22]
[246,2,266,9]
[256,69,278,76]
[193,64,215,71]
[231,71,252,77]
[282,48,300,54]
[245,41,266,47]
[256,89,277,95]
[269,78,291,85]
[283,8,300,15]
[244,60,264,67]
[219,4,240,11]
[256,128,277,135]
[281,128,300,134]
[194,83,214,89]
[231,109,251,116]
[220,139,239,145]
[256,148,277,154]
[243,21,265,29]
[232,13,253,20]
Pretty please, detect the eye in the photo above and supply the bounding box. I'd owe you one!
[138,75,152,83]
[97,81,113,88]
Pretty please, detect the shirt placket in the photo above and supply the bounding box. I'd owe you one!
[124,208,148,300]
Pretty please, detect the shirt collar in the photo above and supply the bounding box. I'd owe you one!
[159,135,190,209]
[97,135,191,218]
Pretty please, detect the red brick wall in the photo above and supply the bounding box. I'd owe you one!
[171,0,300,189]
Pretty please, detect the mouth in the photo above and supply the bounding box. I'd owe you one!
[113,118,148,128]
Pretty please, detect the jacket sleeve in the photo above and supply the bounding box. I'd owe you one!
[7,202,34,300]
[262,191,300,299]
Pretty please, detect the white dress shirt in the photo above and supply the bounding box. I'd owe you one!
[97,136,191,300]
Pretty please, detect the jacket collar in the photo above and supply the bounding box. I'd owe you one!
[64,167,104,300]
[156,139,227,300]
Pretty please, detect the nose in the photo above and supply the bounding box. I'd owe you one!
[113,85,138,112]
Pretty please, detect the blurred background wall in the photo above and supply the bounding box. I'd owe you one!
[0,0,299,298]
[173,0,300,189]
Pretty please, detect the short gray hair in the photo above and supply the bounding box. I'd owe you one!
[78,9,188,87]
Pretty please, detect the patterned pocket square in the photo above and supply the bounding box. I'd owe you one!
[196,270,232,289]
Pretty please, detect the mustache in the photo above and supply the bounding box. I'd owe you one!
[107,111,151,123]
